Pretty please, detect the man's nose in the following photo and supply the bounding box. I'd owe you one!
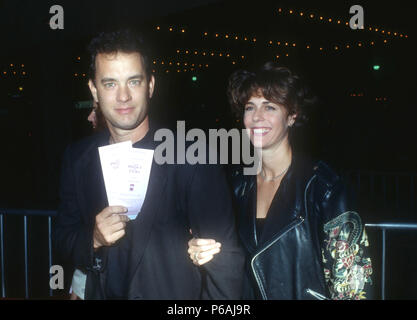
[116,85,132,102]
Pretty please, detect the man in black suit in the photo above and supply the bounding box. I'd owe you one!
[54,30,244,299]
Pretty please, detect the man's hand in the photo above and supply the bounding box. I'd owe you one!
[93,206,130,250]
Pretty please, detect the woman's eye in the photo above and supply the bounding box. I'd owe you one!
[266,105,276,111]
[244,106,254,111]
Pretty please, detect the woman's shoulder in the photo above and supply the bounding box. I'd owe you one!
[294,156,347,204]
[291,153,341,187]
[310,160,357,217]
[312,160,342,189]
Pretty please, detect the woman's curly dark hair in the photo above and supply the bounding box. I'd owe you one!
[227,62,316,126]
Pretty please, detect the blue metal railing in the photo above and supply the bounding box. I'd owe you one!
[1,208,416,299]
[365,222,417,300]
[344,171,417,217]
[0,209,57,299]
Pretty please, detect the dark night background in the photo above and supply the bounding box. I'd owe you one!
[0,0,416,299]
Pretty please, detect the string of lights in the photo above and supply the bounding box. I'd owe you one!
[0,37,392,79]
[154,17,408,43]
[276,7,409,39]
[1,60,391,102]
[169,37,391,62]
[3,37,390,78]
[349,93,388,101]
[152,25,401,58]
[0,63,27,78]
[268,39,389,49]
[152,59,211,67]
[0,39,400,78]
[151,59,211,74]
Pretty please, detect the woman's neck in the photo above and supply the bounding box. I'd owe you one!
[260,139,292,179]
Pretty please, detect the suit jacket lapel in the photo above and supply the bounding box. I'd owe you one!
[79,134,109,224]
[126,161,167,290]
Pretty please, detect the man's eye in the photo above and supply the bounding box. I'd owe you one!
[129,79,141,86]
[244,106,254,111]
[266,105,276,111]
[104,82,115,88]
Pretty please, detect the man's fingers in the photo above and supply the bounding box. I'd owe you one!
[118,214,130,222]
[94,210,129,249]
[110,221,127,233]
[109,213,130,225]
[106,229,126,245]
[98,206,128,219]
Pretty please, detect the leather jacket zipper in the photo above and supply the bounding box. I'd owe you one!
[250,174,316,300]
[251,215,305,300]
[306,288,330,300]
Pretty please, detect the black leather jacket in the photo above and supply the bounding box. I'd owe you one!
[232,155,373,300]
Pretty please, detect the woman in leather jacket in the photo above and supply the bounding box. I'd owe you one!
[188,62,373,300]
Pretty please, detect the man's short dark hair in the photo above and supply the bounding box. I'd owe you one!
[88,29,152,80]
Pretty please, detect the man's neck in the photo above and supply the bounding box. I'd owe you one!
[108,116,150,145]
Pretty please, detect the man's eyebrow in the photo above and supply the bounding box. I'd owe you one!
[101,77,116,83]
[100,74,144,83]
[128,74,144,80]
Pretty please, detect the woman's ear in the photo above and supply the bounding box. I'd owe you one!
[288,113,297,127]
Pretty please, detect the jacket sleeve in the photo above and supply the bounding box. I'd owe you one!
[186,164,245,299]
[319,180,374,300]
[53,145,98,271]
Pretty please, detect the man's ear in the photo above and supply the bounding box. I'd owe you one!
[148,75,155,99]
[88,79,99,103]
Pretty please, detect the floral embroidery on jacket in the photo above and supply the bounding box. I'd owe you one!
[322,211,373,300]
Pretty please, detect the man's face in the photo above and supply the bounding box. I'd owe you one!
[88,52,155,132]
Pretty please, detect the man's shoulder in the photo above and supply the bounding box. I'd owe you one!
[64,131,109,162]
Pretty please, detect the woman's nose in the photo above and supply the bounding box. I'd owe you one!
[252,108,264,122]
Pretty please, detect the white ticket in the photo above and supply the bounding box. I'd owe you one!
[98,141,154,219]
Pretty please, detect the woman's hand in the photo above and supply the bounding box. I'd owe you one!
[188,238,222,266]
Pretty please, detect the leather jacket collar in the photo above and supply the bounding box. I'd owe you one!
[234,155,314,254]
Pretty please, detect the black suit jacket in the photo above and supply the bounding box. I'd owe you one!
[54,126,245,299]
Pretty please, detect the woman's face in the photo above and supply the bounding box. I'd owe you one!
[243,94,296,150]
